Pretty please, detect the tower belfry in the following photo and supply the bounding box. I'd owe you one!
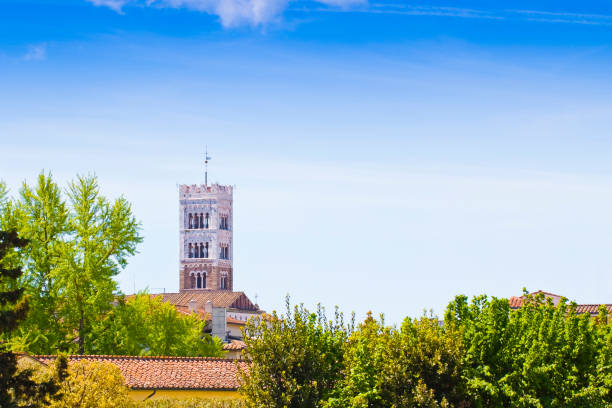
[178,159,233,292]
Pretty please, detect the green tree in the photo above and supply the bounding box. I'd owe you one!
[327,312,465,408]
[382,314,464,408]
[11,173,70,353]
[445,291,612,407]
[89,293,224,357]
[0,181,7,205]
[324,312,390,408]
[0,230,66,407]
[48,360,131,408]
[59,174,143,354]
[239,297,351,408]
[1,172,143,355]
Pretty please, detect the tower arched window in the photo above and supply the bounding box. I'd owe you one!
[202,272,207,289]
[188,213,193,229]
[219,244,229,260]
[199,213,204,229]
[205,213,209,229]
[191,274,196,288]
[204,242,209,258]
[220,271,228,290]
[196,273,202,289]
[188,243,193,258]
[199,243,205,258]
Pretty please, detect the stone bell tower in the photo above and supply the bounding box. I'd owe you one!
[178,182,233,292]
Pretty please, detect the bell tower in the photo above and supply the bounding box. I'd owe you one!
[178,155,233,291]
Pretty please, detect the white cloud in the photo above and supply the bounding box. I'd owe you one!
[86,0,368,27]
[84,0,612,28]
[508,9,612,26]
[153,0,289,27]
[88,0,130,12]
[24,44,47,61]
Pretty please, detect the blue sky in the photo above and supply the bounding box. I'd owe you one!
[2,0,612,324]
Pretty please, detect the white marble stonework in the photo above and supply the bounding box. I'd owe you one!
[179,183,233,291]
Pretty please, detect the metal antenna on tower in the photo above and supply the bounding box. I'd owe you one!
[204,146,212,186]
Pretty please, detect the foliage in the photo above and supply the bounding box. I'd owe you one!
[1,172,143,354]
[384,314,464,407]
[9,173,70,353]
[326,312,465,408]
[2,172,221,358]
[46,360,132,408]
[242,293,612,408]
[0,181,7,206]
[60,174,143,354]
[90,293,225,357]
[239,296,352,408]
[139,398,245,408]
[0,230,67,407]
[445,291,612,407]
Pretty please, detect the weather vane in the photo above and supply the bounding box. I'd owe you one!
[204,146,211,186]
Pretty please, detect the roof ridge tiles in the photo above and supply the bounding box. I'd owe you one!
[34,354,240,363]
[576,303,612,306]
[31,353,248,390]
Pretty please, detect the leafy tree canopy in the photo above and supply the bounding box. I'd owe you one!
[89,293,225,357]
[445,291,612,407]
[1,172,143,354]
[239,296,352,408]
[241,292,612,408]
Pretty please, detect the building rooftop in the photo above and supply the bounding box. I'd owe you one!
[222,340,247,351]
[157,290,259,312]
[34,355,247,390]
[509,290,612,315]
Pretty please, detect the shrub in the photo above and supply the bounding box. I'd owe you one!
[49,360,131,408]
[326,312,465,408]
[139,398,245,408]
[239,297,352,408]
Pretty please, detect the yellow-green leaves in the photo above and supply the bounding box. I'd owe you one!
[2,171,143,355]
[239,296,350,408]
[90,293,225,357]
[48,360,131,408]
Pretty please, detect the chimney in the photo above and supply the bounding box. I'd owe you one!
[205,300,213,315]
[211,306,227,342]
[188,298,197,313]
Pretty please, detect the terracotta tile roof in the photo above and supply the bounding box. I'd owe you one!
[508,296,523,308]
[226,316,247,326]
[157,291,259,311]
[222,340,247,351]
[508,291,612,315]
[34,355,247,390]
[576,304,612,314]
[173,304,208,319]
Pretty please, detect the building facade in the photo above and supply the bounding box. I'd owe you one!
[178,183,233,292]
